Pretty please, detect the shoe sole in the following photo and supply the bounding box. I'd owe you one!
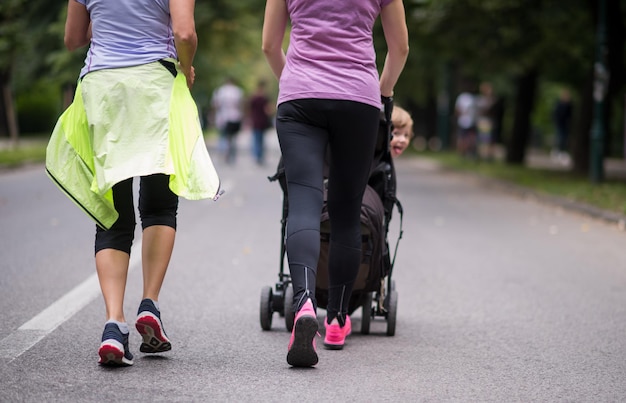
[286,315,319,367]
[323,331,349,350]
[323,341,345,350]
[136,313,171,353]
[98,341,133,366]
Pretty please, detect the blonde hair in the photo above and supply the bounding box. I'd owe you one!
[391,106,414,138]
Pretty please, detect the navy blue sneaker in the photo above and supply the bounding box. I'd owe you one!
[135,299,171,353]
[98,323,134,366]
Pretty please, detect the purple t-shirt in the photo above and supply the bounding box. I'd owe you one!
[75,0,176,77]
[278,0,394,109]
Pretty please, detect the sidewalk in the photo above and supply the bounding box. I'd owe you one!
[525,148,626,181]
[437,147,626,229]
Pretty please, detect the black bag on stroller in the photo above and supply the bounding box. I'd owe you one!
[260,101,403,336]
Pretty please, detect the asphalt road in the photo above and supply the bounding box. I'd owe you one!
[1,131,625,402]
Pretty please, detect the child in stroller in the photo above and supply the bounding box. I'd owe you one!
[260,103,407,337]
[389,105,414,158]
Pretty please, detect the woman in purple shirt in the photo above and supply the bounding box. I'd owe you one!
[263,0,409,367]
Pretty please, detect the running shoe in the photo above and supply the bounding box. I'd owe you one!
[98,322,134,366]
[135,299,172,353]
[286,298,319,367]
[323,315,352,350]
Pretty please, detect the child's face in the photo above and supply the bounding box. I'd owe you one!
[390,126,411,157]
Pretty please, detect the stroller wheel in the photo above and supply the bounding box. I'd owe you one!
[360,292,373,335]
[283,283,295,332]
[260,286,273,331]
[385,289,398,336]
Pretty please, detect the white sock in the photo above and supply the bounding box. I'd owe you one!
[106,319,129,334]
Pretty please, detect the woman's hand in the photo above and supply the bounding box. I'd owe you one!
[181,64,195,89]
[171,0,198,88]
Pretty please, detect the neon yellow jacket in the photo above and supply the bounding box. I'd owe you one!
[46,66,221,229]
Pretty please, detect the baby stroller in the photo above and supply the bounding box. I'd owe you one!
[259,102,404,336]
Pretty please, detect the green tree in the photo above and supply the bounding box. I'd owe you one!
[193,1,272,114]
[0,0,66,141]
[404,0,624,177]
[0,0,28,142]
[7,0,624,183]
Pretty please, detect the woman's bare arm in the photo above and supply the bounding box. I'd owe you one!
[64,0,90,51]
[379,0,409,98]
[170,0,198,88]
[261,0,289,80]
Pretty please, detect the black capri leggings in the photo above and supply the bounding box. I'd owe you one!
[276,98,379,319]
[95,174,178,255]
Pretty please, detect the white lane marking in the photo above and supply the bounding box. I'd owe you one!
[19,275,101,331]
[0,241,142,362]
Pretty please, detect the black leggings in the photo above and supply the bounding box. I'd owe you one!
[95,174,178,255]
[276,99,379,323]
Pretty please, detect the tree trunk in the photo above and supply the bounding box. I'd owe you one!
[506,69,538,165]
[2,82,19,147]
[0,70,9,138]
[425,78,438,142]
[0,84,6,138]
[572,71,593,175]
[605,0,625,157]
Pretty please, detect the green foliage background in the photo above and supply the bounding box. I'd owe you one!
[1,0,624,162]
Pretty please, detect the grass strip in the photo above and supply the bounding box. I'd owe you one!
[0,141,47,168]
[415,151,626,216]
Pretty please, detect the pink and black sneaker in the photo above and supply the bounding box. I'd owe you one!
[286,298,319,367]
[323,315,352,350]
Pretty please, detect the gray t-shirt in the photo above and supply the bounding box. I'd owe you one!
[76,0,176,78]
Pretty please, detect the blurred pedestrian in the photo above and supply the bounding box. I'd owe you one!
[552,88,573,163]
[262,0,409,367]
[212,77,244,164]
[476,81,494,160]
[248,79,273,165]
[52,0,221,366]
[455,86,478,158]
[489,92,505,150]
